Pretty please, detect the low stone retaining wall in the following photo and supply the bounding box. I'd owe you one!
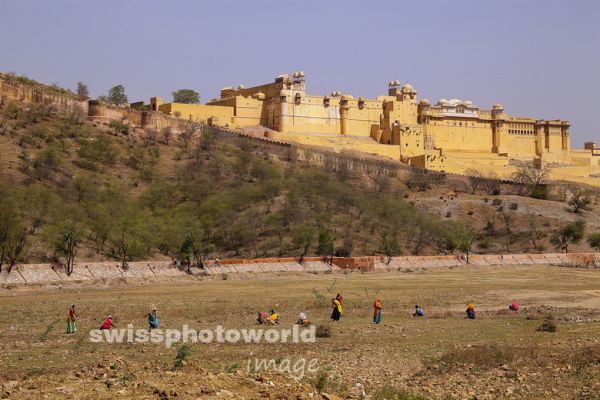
[373,253,600,270]
[0,258,336,285]
[0,253,598,286]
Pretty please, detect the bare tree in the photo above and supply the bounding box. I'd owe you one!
[526,210,542,247]
[466,168,484,193]
[379,230,400,265]
[161,127,173,145]
[498,206,514,235]
[512,165,550,196]
[5,228,27,273]
[54,223,80,275]
[481,206,497,236]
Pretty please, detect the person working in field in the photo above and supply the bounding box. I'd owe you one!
[100,315,116,330]
[297,310,310,326]
[373,298,382,324]
[147,306,159,330]
[268,308,280,324]
[256,310,268,324]
[466,303,476,320]
[509,301,520,311]
[331,297,342,321]
[413,305,424,317]
[66,304,77,334]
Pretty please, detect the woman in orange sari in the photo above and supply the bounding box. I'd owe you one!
[373,298,382,324]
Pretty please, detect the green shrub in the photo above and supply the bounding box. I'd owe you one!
[531,184,548,199]
[78,135,118,164]
[537,315,557,332]
[313,373,328,391]
[109,120,128,135]
[224,363,239,373]
[172,344,191,371]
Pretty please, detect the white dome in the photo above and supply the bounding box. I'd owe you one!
[438,98,448,105]
[402,83,414,91]
[464,100,473,107]
[299,70,305,77]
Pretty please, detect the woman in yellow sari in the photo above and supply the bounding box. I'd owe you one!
[331,298,342,321]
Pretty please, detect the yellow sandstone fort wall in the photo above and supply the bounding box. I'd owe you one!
[132,72,597,184]
[157,103,234,126]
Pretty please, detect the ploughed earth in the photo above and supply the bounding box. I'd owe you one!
[1,265,600,399]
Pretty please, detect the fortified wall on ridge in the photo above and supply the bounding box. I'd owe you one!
[135,72,599,181]
[1,71,597,184]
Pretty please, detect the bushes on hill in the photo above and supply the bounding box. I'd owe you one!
[2,102,553,266]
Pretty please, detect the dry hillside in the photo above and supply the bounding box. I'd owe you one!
[0,96,599,269]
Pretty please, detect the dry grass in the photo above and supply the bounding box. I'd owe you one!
[1,265,600,397]
[437,344,532,371]
[428,310,454,319]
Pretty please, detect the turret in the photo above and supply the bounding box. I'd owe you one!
[340,95,351,135]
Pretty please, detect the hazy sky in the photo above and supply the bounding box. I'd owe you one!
[1,0,598,146]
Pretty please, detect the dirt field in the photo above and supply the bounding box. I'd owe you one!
[1,266,600,399]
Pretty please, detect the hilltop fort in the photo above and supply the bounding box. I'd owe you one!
[134,72,599,184]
